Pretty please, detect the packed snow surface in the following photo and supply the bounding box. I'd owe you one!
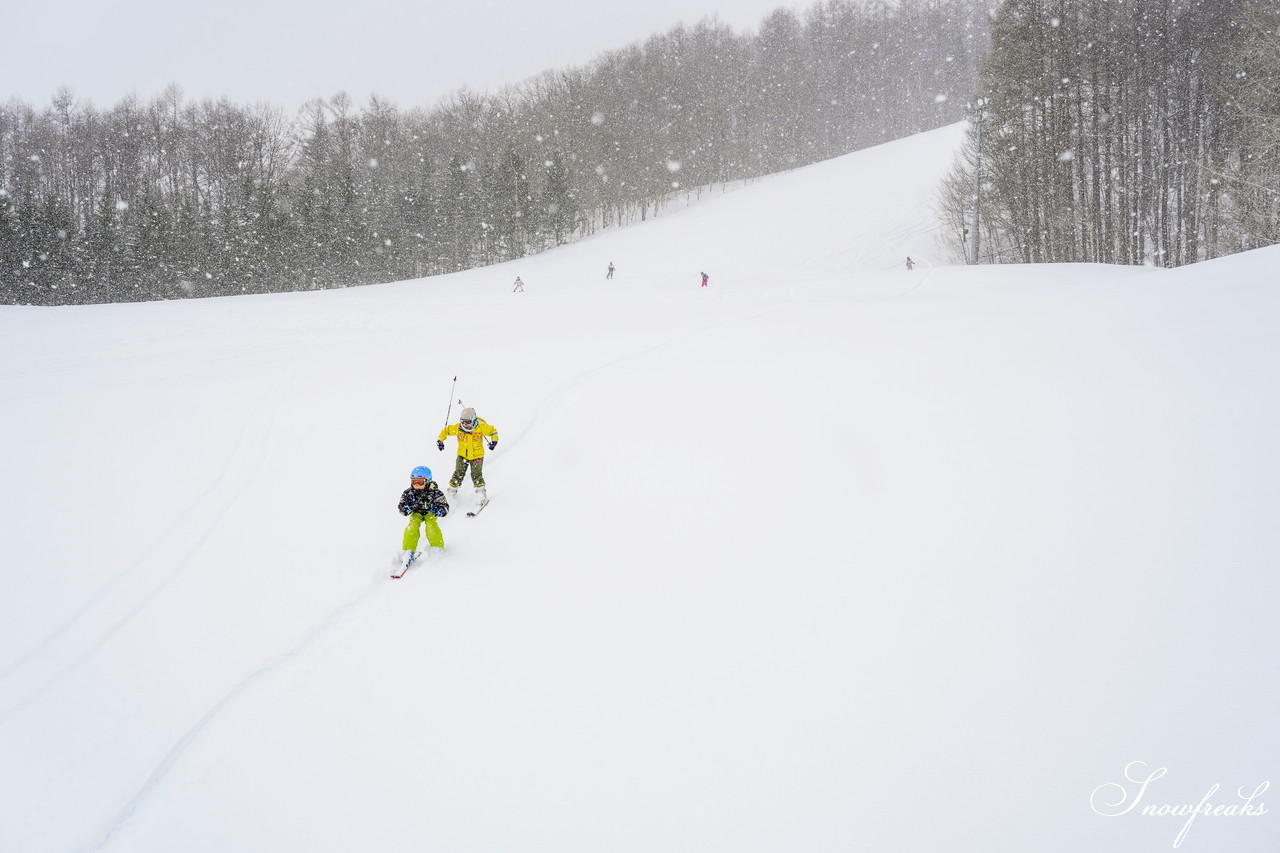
[1,124,1277,852]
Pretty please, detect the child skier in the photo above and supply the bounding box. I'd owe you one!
[437,406,499,503]
[700,271,709,287]
[397,465,449,570]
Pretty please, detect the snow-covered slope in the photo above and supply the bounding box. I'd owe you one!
[1,123,1276,853]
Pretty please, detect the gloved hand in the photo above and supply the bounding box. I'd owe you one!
[488,440,497,450]
[436,440,445,451]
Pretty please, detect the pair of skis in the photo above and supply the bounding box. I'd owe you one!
[391,550,418,579]
[450,488,490,517]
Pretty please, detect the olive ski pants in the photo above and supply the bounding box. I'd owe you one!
[403,513,444,551]
[450,455,485,488]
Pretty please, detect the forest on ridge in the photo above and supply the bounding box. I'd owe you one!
[4,0,1278,305]
[0,0,990,305]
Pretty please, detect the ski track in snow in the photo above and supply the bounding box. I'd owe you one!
[66,290,788,841]
[81,570,399,853]
[500,299,800,476]
[0,361,298,725]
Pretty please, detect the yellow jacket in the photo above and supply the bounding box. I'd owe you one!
[439,418,499,460]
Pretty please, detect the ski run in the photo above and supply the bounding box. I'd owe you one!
[1,123,1277,853]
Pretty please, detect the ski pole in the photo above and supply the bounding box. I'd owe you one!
[443,376,458,426]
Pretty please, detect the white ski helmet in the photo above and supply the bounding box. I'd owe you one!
[460,407,477,431]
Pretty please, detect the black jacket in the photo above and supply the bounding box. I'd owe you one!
[399,482,450,517]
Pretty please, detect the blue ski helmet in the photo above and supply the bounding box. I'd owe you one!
[411,466,432,481]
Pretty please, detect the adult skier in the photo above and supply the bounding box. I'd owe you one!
[700,271,709,287]
[397,465,449,569]
[437,407,500,502]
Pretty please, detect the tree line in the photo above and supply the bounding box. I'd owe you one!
[0,0,991,305]
[941,0,1280,266]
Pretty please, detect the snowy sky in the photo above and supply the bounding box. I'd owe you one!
[4,0,795,113]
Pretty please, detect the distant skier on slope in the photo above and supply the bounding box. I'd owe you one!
[437,406,500,503]
[607,262,615,279]
[905,256,915,270]
[700,271,709,287]
[397,466,449,569]
[512,276,525,292]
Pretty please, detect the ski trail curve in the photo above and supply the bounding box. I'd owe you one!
[0,362,298,727]
[79,574,391,853]
[497,297,799,479]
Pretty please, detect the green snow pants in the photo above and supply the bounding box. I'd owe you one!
[449,455,485,488]
[402,512,444,551]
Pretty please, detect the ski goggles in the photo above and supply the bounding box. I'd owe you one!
[411,477,428,487]
[460,418,476,429]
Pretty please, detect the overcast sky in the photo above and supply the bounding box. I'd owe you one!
[5,0,796,113]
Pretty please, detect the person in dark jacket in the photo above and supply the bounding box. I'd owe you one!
[398,465,449,566]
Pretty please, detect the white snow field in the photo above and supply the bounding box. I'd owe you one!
[1,122,1277,853]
